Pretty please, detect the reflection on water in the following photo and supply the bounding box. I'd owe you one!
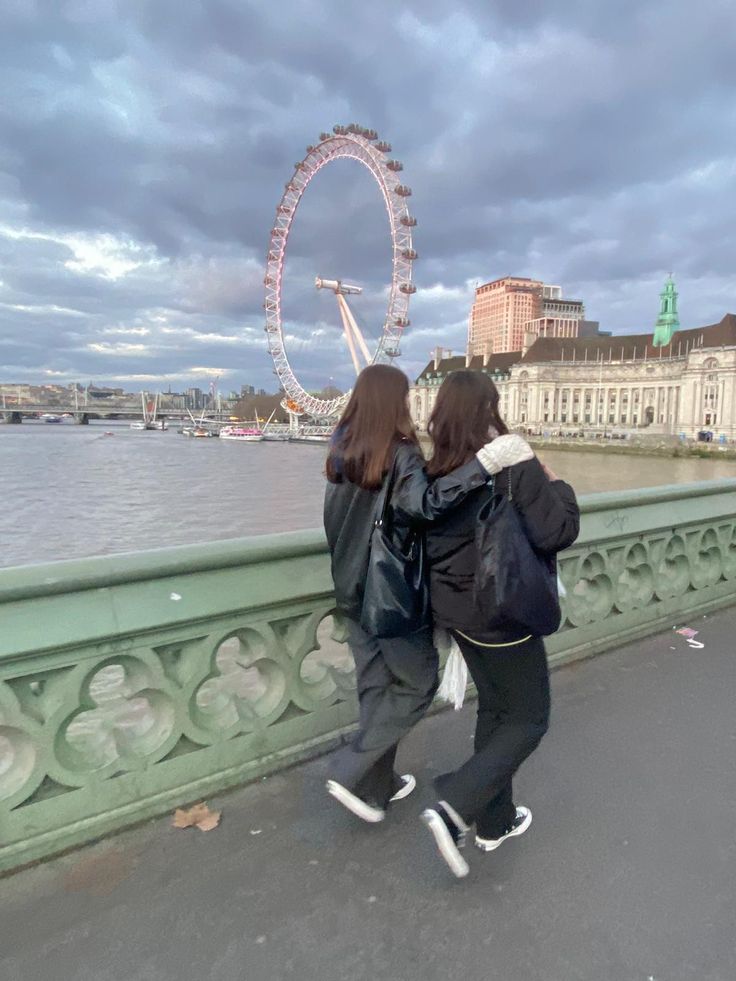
[1,421,734,568]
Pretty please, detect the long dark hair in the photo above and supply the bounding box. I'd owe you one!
[326,364,418,489]
[427,370,508,477]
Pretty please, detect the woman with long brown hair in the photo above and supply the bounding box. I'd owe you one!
[324,364,515,823]
[420,370,580,877]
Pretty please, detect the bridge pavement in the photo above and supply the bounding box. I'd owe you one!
[1,607,734,981]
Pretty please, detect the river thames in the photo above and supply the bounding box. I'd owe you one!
[1,420,735,568]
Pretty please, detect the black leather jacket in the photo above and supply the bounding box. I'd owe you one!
[324,439,488,621]
[427,459,579,642]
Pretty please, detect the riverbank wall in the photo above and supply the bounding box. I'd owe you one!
[418,433,736,460]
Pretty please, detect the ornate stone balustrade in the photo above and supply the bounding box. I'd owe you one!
[1,480,735,872]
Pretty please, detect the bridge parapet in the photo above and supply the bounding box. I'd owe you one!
[1,480,735,873]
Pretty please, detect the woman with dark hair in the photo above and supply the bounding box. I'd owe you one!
[420,370,579,877]
[324,364,524,824]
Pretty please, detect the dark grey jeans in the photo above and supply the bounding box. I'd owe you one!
[328,618,439,808]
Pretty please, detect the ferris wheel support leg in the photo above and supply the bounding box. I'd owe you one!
[341,296,372,366]
[337,294,364,376]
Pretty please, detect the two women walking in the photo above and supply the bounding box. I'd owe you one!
[323,364,579,877]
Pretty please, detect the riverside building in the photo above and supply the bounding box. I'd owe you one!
[412,279,736,440]
[468,277,586,356]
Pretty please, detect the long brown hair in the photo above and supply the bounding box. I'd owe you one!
[426,370,508,477]
[326,364,418,489]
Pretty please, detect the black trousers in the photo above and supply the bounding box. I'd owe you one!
[329,618,439,808]
[435,634,550,838]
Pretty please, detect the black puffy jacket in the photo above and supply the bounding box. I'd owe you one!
[427,459,579,642]
[324,439,488,621]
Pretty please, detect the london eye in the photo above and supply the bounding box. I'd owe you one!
[264,124,417,418]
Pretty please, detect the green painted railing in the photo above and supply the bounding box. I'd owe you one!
[1,480,735,873]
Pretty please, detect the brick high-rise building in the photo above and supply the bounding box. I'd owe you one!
[469,277,543,357]
[468,278,585,355]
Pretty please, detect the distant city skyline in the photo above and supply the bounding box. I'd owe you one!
[1,2,734,391]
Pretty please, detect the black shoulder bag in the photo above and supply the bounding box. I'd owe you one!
[473,471,561,637]
[360,450,429,639]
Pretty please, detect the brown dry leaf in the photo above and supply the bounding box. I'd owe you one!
[172,801,214,830]
[172,809,194,829]
[195,809,222,832]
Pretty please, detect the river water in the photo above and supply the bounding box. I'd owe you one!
[1,420,735,569]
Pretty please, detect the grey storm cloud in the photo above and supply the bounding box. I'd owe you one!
[1,0,735,393]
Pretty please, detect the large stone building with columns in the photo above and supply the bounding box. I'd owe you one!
[411,312,736,440]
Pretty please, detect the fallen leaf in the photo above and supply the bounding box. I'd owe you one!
[196,809,222,832]
[172,801,218,830]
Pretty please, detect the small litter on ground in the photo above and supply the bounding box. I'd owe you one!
[675,627,698,639]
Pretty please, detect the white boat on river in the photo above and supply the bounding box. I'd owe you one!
[219,426,264,442]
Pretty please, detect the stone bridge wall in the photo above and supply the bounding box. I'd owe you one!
[1,480,735,872]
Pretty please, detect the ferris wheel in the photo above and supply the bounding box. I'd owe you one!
[264,123,418,418]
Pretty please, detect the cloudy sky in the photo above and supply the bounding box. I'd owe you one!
[1,0,735,395]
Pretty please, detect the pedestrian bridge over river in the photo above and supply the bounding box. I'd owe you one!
[1,480,735,980]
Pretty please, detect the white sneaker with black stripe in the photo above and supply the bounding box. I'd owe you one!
[475,806,532,851]
[326,780,385,823]
[421,801,470,878]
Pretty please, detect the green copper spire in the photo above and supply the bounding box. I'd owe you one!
[653,273,680,346]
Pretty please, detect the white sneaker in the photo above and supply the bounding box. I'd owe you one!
[389,774,416,803]
[421,805,470,878]
[326,780,385,823]
[475,806,532,851]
